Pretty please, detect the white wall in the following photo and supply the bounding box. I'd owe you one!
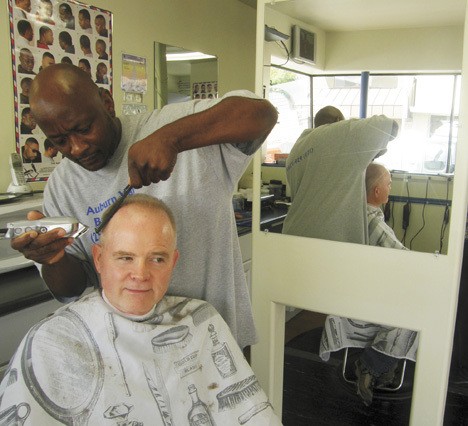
[0,0,257,192]
[326,26,464,72]
[264,7,463,74]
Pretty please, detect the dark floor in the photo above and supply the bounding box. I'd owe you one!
[282,311,468,426]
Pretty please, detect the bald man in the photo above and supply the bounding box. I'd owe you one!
[366,162,407,250]
[1,194,281,425]
[283,106,399,244]
[11,63,277,350]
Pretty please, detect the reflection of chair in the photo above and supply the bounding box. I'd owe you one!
[341,347,407,391]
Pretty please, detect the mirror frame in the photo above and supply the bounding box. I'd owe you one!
[250,2,468,424]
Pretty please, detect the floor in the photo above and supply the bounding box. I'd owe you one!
[281,310,468,425]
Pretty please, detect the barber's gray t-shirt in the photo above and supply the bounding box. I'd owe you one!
[283,115,395,244]
[42,90,263,349]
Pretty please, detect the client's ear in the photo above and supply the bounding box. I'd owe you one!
[92,244,103,273]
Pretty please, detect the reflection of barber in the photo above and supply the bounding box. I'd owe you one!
[282,106,399,244]
[366,162,407,250]
[22,137,42,163]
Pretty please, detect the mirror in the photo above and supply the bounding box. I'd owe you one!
[283,308,418,423]
[154,42,218,109]
[251,2,462,256]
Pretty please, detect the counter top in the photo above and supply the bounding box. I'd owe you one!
[236,204,288,235]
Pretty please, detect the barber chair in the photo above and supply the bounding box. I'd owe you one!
[338,347,415,402]
[341,347,407,391]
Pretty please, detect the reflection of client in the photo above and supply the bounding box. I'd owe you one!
[282,106,399,244]
[366,162,407,250]
[0,195,281,425]
[320,163,416,406]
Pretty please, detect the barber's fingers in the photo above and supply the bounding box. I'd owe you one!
[128,150,177,188]
[128,163,174,188]
[11,228,73,265]
[27,210,45,221]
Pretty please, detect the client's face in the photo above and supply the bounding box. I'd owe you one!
[92,204,178,315]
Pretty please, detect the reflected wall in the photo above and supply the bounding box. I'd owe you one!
[256,6,463,255]
[154,42,217,109]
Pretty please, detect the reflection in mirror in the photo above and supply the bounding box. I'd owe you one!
[154,42,217,109]
[258,66,459,255]
[283,308,417,423]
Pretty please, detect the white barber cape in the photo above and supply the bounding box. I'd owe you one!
[0,292,281,425]
[319,315,419,362]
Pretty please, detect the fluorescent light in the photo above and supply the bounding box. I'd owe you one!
[166,51,216,61]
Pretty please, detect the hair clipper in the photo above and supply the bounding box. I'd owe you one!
[0,217,88,239]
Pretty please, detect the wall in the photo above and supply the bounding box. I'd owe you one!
[0,0,257,192]
[264,8,463,74]
[190,59,218,88]
[326,26,464,72]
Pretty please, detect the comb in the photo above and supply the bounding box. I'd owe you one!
[95,185,132,234]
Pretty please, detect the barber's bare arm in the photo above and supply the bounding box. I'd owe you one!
[128,96,278,188]
[10,211,87,299]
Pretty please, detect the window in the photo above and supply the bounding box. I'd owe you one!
[266,68,460,174]
[264,68,311,163]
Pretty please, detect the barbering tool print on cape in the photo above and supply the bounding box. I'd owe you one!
[191,302,217,326]
[187,384,216,426]
[208,324,237,378]
[168,298,191,318]
[105,312,131,396]
[143,363,173,426]
[151,325,192,353]
[0,402,30,425]
[103,402,142,425]
[238,401,272,425]
[20,309,104,425]
[216,375,261,411]
[173,351,202,378]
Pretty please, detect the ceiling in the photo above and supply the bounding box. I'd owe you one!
[240,0,466,32]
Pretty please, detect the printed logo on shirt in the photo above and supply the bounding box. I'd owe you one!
[86,187,136,243]
[286,147,314,172]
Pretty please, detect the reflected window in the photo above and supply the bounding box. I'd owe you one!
[266,69,460,175]
[313,73,460,174]
[265,68,311,162]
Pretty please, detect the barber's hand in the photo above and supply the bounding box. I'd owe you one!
[127,133,179,188]
[10,210,74,265]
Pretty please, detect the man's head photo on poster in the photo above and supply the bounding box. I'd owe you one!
[9,0,112,181]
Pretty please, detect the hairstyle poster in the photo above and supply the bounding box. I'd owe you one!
[9,0,113,181]
[192,81,217,100]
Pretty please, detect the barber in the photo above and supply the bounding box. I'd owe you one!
[11,64,278,349]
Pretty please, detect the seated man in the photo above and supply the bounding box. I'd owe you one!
[0,195,281,425]
[366,162,408,250]
[319,163,417,407]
